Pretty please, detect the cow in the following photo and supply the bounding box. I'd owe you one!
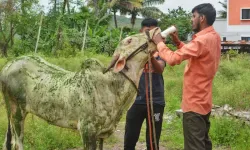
[1,27,164,150]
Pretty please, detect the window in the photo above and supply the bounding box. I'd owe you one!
[241,9,250,20]
[241,37,250,41]
[223,37,227,41]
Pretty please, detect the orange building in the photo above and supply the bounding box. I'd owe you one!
[228,0,250,25]
[227,0,250,41]
[214,0,250,41]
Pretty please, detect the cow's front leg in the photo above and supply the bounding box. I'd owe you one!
[80,133,97,150]
[79,124,97,150]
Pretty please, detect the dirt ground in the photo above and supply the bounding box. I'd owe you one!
[68,121,167,150]
[102,122,167,150]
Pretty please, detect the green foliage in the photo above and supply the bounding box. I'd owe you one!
[226,49,238,59]
[166,44,177,51]
[163,63,184,112]
[213,54,250,109]
[86,27,121,56]
[24,115,82,150]
[211,117,239,146]
[161,115,184,149]
[159,7,192,42]
[218,0,227,18]
[210,117,250,149]
[11,40,33,56]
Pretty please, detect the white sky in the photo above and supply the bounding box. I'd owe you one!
[156,0,224,13]
[39,0,224,14]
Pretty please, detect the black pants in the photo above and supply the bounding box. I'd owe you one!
[124,104,164,150]
[183,111,212,150]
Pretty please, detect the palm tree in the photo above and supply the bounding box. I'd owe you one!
[120,0,165,28]
[218,0,227,18]
[111,0,143,28]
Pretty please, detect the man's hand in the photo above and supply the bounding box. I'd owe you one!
[152,33,164,45]
[170,31,181,46]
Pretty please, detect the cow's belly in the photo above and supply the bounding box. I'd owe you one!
[26,102,79,129]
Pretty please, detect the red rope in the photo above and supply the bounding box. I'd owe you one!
[145,64,154,150]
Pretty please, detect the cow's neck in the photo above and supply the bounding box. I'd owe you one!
[120,61,144,89]
[110,60,145,108]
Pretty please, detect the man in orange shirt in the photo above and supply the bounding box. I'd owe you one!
[153,3,221,150]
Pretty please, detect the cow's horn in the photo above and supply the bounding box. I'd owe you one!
[161,26,177,38]
[103,55,120,74]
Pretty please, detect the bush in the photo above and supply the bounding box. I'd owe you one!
[213,54,250,109]
[166,44,177,51]
[226,49,238,59]
[210,117,250,149]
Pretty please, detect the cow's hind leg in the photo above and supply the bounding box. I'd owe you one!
[98,138,103,150]
[2,86,26,150]
[10,108,26,150]
[3,85,12,150]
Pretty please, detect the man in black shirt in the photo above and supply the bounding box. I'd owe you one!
[124,18,166,150]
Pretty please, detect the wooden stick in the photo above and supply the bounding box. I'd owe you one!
[81,19,88,53]
[35,13,44,53]
[119,26,123,41]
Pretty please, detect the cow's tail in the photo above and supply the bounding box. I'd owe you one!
[6,120,12,150]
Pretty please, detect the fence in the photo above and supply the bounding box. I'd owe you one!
[221,42,250,53]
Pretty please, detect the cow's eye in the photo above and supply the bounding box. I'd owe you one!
[127,38,132,44]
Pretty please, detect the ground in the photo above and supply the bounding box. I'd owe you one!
[103,121,167,150]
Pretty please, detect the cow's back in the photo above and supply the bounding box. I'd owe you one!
[0,56,82,127]
[1,56,70,96]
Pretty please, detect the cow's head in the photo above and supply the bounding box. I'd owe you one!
[104,27,161,74]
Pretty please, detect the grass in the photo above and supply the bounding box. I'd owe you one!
[213,54,250,109]
[0,53,250,149]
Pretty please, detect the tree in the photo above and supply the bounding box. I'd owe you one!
[159,7,192,42]
[0,0,42,57]
[125,0,165,28]
[111,0,143,28]
[110,0,164,28]
[0,0,17,57]
[218,0,227,18]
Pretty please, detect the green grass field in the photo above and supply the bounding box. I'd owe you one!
[0,52,250,149]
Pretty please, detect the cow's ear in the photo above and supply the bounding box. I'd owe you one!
[113,57,126,73]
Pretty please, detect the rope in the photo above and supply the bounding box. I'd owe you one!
[145,65,154,150]
[145,53,158,150]
[148,53,158,150]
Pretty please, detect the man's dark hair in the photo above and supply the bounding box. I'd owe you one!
[141,18,158,27]
[192,3,216,25]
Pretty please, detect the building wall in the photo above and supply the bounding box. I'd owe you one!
[227,0,250,32]
[213,19,250,41]
[228,0,250,25]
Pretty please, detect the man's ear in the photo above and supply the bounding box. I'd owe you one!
[200,15,205,23]
[113,57,126,73]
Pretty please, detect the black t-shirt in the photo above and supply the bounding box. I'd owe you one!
[134,56,165,106]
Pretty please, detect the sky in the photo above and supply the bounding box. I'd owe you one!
[155,0,224,13]
[39,0,224,14]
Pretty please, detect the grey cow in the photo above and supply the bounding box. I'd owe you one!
[1,28,161,150]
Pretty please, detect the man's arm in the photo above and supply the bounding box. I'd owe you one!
[153,34,205,66]
[169,31,183,48]
[151,56,165,74]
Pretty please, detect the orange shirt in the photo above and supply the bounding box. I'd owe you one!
[157,26,221,115]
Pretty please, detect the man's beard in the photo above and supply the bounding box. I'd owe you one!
[193,22,201,33]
